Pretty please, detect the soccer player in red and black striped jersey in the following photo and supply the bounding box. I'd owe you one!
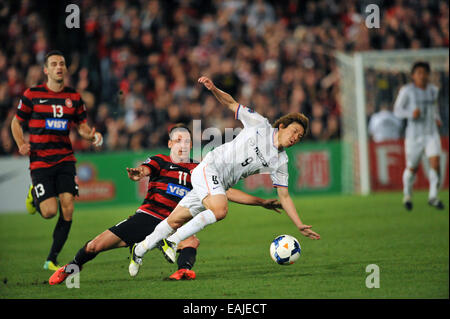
[49,124,282,284]
[11,51,103,271]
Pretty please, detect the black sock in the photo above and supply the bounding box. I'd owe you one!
[47,203,72,263]
[177,247,197,270]
[70,242,98,269]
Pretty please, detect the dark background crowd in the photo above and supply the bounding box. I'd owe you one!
[0,0,448,155]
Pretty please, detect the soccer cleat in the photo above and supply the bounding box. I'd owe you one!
[157,239,176,264]
[183,269,196,280]
[403,196,413,211]
[169,269,187,280]
[128,244,143,277]
[43,260,61,271]
[168,269,196,280]
[49,265,70,285]
[403,201,413,211]
[26,184,37,215]
[428,198,444,210]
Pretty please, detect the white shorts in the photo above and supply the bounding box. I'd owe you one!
[405,133,442,169]
[179,161,226,217]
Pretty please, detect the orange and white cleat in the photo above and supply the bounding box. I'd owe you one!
[49,265,70,285]
[169,269,186,280]
[169,268,196,280]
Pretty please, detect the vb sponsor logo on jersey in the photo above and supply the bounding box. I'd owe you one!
[45,118,68,130]
[166,183,190,198]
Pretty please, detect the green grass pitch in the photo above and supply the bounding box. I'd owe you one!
[0,191,448,299]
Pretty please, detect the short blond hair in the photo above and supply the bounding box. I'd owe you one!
[168,123,192,140]
[272,113,309,135]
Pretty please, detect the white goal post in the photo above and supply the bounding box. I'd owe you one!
[336,48,449,195]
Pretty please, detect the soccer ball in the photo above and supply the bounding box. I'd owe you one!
[270,234,301,265]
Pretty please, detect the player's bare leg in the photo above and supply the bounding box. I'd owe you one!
[166,194,227,248]
[131,196,228,276]
[39,197,59,219]
[59,192,74,221]
[86,230,127,253]
[202,194,229,220]
[428,156,444,209]
[129,205,192,276]
[166,204,195,229]
[158,194,227,263]
[133,205,192,258]
[50,230,126,285]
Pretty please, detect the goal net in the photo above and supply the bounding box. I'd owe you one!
[336,48,449,194]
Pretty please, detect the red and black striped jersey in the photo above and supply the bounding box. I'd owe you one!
[137,154,198,220]
[15,83,87,171]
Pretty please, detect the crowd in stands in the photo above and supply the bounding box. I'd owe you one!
[0,0,448,155]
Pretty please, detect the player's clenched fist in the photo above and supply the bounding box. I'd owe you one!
[198,76,215,90]
[19,143,30,156]
[412,108,421,119]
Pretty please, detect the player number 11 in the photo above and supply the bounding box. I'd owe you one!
[178,171,188,185]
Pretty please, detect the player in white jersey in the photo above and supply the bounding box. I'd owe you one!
[128,76,320,276]
[393,61,444,211]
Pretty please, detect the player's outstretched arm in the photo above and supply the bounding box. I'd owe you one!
[226,188,282,214]
[11,117,30,155]
[198,76,239,113]
[126,165,150,182]
[78,122,103,147]
[276,187,320,240]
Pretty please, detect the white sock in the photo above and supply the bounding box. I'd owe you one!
[167,210,217,245]
[428,168,439,200]
[402,169,415,199]
[135,219,175,257]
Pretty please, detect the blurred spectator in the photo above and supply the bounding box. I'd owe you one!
[0,0,448,154]
[368,103,402,142]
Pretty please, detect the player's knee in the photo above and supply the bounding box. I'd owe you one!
[167,207,192,229]
[40,206,58,219]
[60,202,74,220]
[212,206,228,221]
[86,240,102,254]
[168,218,184,229]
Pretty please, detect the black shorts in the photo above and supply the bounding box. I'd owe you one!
[108,212,162,247]
[30,162,78,205]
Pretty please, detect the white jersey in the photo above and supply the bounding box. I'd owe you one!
[393,83,441,139]
[203,104,289,189]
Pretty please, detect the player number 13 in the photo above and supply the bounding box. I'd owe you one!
[51,105,64,118]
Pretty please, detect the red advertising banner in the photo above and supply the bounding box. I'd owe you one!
[369,137,449,191]
[75,162,116,202]
[296,151,331,189]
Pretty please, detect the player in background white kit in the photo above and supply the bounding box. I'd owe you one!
[128,76,320,276]
[393,61,444,211]
[368,103,402,143]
